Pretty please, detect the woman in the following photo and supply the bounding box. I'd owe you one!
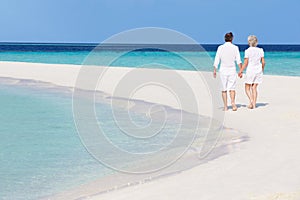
[239,35,265,109]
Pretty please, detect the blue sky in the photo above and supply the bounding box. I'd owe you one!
[0,0,299,44]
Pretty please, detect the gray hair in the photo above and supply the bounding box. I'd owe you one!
[248,35,258,47]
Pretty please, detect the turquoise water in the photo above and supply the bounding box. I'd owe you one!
[0,80,169,199]
[0,81,110,199]
[0,51,299,76]
[0,79,226,199]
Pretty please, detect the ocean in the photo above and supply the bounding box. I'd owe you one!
[0,43,300,76]
[0,43,298,199]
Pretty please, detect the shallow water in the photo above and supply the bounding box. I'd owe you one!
[0,78,248,199]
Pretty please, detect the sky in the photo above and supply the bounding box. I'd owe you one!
[0,0,299,44]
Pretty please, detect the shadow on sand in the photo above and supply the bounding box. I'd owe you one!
[219,103,269,110]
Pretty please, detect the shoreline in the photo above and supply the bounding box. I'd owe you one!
[0,61,215,117]
[1,61,300,199]
[1,60,300,78]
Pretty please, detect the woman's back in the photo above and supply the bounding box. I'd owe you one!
[245,47,264,73]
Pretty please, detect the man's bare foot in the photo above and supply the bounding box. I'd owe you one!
[248,103,253,109]
[232,104,238,111]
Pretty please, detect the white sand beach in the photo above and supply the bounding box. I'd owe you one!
[0,61,300,200]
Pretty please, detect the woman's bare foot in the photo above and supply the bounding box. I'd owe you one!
[223,107,228,111]
[252,103,256,109]
[232,104,238,111]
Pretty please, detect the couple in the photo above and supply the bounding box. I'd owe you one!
[213,32,265,111]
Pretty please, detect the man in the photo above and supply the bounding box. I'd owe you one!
[213,32,242,111]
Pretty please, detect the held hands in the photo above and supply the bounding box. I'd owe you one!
[213,68,243,79]
[238,63,244,78]
[238,70,243,78]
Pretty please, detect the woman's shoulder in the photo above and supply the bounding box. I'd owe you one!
[256,47,264,54]
[256,46,264,51]
[249,47,264,53]
[260,47,264,52]
[245,47,253,52]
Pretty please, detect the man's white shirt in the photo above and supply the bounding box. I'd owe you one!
[214,42,241,75]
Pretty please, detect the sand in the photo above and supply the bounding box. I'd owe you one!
[0,61,299,200]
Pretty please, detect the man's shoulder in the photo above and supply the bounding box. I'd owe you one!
[217,43,226,50]
[231,43,239,49]
[223,42,239,49]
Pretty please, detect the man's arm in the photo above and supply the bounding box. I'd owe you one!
[213,67,217,78]
[238,63,242,69]
[213,48,220,78]
[236,47,242,69]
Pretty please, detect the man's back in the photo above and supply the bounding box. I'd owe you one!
[214,42,241,74]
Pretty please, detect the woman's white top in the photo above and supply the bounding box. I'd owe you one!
[245,47,264,74]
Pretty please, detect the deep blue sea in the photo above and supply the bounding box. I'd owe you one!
[0,43,298,199]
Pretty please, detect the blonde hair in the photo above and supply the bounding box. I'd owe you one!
[248,35,258,47]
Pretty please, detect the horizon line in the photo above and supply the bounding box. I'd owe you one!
[0,42,300,45]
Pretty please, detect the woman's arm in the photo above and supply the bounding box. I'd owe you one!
[261,57,265,72]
